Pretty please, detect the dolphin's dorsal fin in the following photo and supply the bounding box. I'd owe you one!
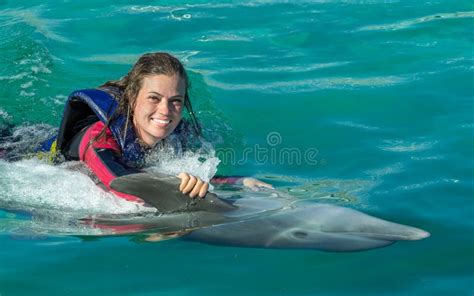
[110,173,237,213]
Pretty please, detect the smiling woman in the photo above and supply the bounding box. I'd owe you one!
[132,75,185,146]
[35,52,272,204]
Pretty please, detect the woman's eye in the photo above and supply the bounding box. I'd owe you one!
[172,100,183,107]
[149,96,160,102]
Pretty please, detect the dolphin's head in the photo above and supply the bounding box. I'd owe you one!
[262,205,430,251]
[188,204,430,252]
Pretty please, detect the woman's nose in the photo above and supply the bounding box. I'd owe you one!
[157,99,170,115]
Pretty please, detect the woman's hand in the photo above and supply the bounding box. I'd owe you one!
[177,172,209,198]
[242,177,274,190]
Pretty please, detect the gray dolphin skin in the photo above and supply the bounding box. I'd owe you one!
[109,173,430,252]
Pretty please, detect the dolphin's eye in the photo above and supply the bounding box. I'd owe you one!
[293,231,308,238]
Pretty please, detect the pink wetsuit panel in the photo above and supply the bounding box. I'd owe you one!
[78,121,144,203]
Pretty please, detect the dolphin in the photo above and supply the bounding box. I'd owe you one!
[184,204,429,251]
[107,172,430,252]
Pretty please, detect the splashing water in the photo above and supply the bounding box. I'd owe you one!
[144,132,221,182]
[0,159,151,215]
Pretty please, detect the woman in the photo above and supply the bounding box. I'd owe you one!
[42,52,272,204]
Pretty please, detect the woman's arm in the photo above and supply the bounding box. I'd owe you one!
[211,176,274,189]
[78,121,144,203]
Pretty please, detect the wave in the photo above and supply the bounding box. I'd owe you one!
[365,162,404,179]
[0,72,29,82]
[118,5,210,21]
[205,75,409,93]
[410,156,442,161]
[0,109,11,122]
[7,50,52,98]
[0,6,72,43]
[393,178,460,192]
[460,123,474,129]
[198,34,252,42]
[121,1,401,13]
[79,51,200,65]
[379,139,437,152]
[333,120,381,131]
[355,11,474,32]
[208,61,350,74]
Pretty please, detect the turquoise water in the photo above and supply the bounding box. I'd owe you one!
[1,0,473,295]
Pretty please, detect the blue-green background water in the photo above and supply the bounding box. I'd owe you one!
[1,0,473,295]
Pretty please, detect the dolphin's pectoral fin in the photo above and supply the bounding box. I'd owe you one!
[110,173,237,213]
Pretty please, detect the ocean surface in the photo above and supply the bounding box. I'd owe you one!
[0,0,473,295]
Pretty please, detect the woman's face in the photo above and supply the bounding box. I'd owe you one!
[133,74,186,146]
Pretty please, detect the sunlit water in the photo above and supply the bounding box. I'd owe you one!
[0,0,473,295]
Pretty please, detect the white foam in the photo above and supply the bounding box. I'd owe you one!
[443,57,467,65]
[19,90,35,97]
[0,109,11,121]
[334,120,381,131]
[51,94,68,105]
[119,5,204,21]
[365,163,404,179]
[393,178,460,192]
[79,51,200,65]
[169,9,192,21]
[410,156,442,161]
[198,33,252,42]
[79,54,141,64]
[20,81,33,89]
[207,61,350,74]
[383,40,438,48]
[460,123,474,129]
[205,75,408,93]
[30,64,51,74]
[0,159,151,215]
[355,11,474,32]
[145,146,220,183]
[128,5,163,13]
[0,72,29,81]
[0,51,52,101]
[379,139,437,152]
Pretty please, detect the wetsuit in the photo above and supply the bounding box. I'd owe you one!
[41,88,240,204]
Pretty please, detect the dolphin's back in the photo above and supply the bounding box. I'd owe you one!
[110,173,237,213]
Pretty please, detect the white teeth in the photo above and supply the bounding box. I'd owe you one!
[152,118,171,124]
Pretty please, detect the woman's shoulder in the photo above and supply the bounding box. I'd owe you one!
[85,121,120,150]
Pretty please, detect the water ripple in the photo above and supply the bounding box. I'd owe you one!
[410,156,442,161]
[209,61,350,74]
[365,162,404,179]
[379,139,437,152]
[0,109,11,121]
[394,178,460,192]
[355,11,474,32]
[333,120,381,131]
[198,33,252,42]
[78,51,200,65]
[0,6,72,42]
[205,75,409,93]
